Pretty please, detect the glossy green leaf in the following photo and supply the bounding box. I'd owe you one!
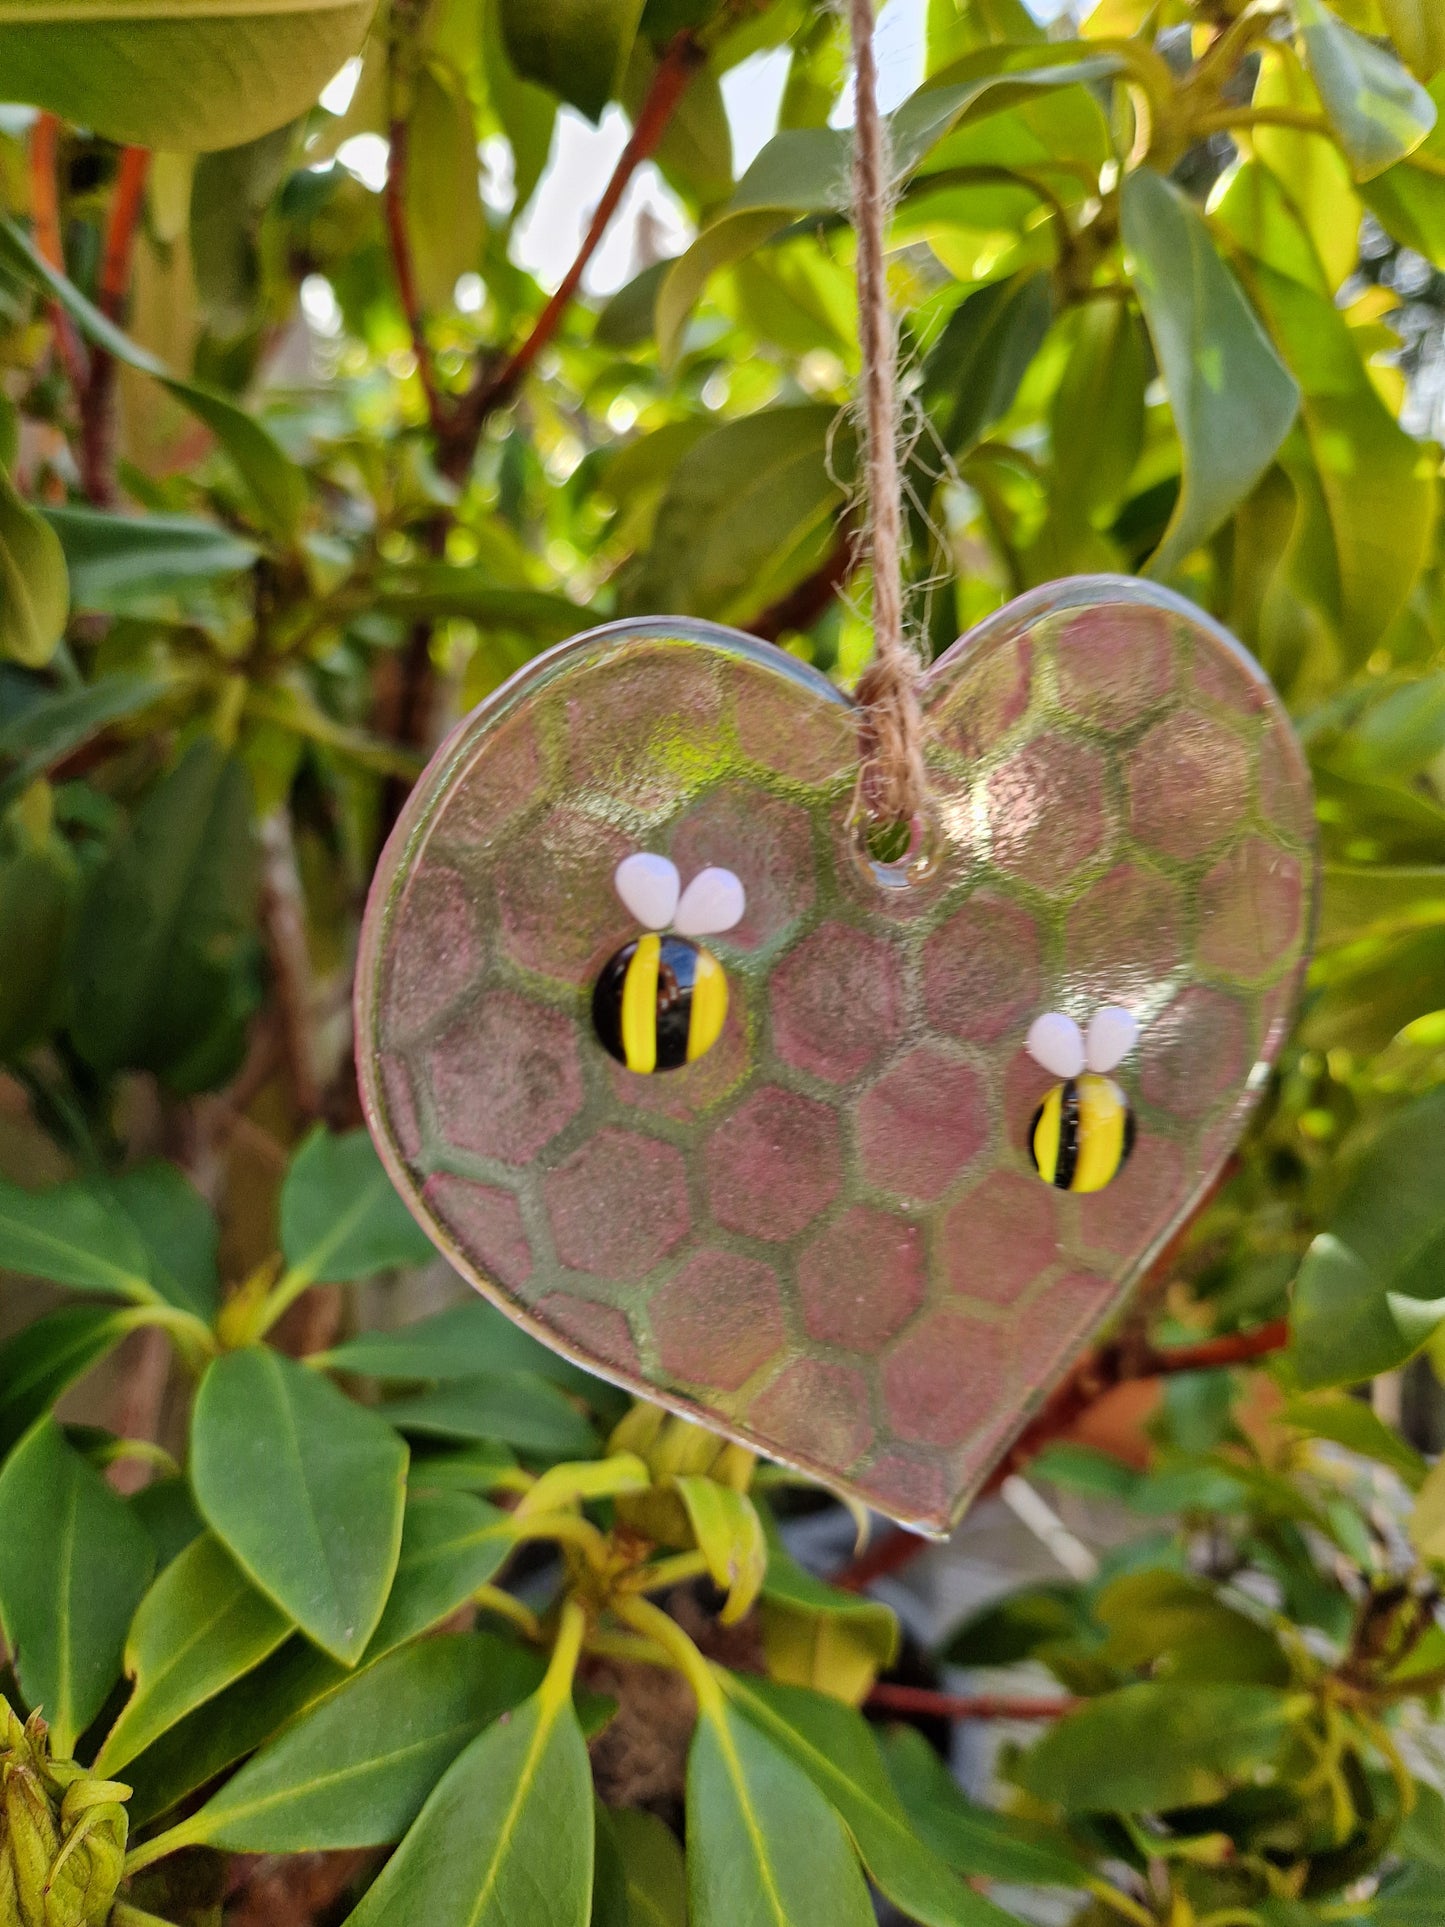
[110,1163,220,1320]
[70,738,259,1092]
[1245,260,1435,657]
[0,465,67,668]
[279,1127,434,1287]
[612,1808,687,1927]
[129,1477,205,1572]
[0,0,372,152]
[726,1675,1015,1927]
[95,1534,291,1775]
[592,1800,630,1927]
[365,1490,513,1654]
[630,404,846,623]
[0,1176,157,1304]
[480,0,556,217]
[499,0,646,122]
[922,270,1052,458]
[1120,168,1299,580]
[0,1305,131,1460]
[758,1528,899,1704]
[405,64,484,311]
[43,507,257,612]
[1280,1392,1429,1488]
[882,1725,1089,1887]
[340,1659,594,1926]
[373,567,592,638]
[1290,1087,1445,1387]
[1296,0,1436,179]
[408,1442,520,1494]
[1247,48,1362,290]
[1050,300,1147,528]
[657,58,1118,362]
[381,1372,599,1458]
[1362,75,1445,262]
[0,219,307,538]
[0,672,170,806]
[673,1476,766,1626]
[0,1420,154,1755]
[688,1694,875,1927]
[317,1296,604,1399]
[191,1347,408,1663]
[1012,1681,1302,1813]
[134,1634,545,1862]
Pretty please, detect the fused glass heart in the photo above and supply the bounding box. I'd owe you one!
[357,577,1316,1533]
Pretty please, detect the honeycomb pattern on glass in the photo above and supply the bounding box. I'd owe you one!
[358,580,1316,1534]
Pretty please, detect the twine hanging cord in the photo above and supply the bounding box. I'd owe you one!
[844,0,927,834]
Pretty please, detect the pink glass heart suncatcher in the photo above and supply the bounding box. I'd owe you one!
[356,576,1316,1534]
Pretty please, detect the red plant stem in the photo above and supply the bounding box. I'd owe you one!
[835,1318,1293,1590]
[81,145,150,504]
[28,113,89,402]
[467,30,704,427]
[382,107,449,444]
[866,1683,1076,1722]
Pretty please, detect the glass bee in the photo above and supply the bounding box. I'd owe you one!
[1025,1005,1140,1194]
[592,853,745,1074]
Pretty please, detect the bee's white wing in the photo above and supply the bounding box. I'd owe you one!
[1085,1005,1139,1074]
[1026,1011,1085,1079]
[675,867,745,938]
[615,853,680,930]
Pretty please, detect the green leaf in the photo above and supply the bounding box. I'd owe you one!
[381,1372,599,1459]
[1296,0,1436,180]
[758,1527,899,1705]
[1379,0,1445,81]
[1279,1392,1429,1488]
[0,672,170,807]
[110,1163,220,1320]
[0,1419,154,1756]
[0,1305,131,1460]
[316,1298,605,1400]
[1362,74,1445,262]
[1411,1453,1445,1564]
[629,404,847,624]
[191,1347,408,1664]
[365,1490,513,1654]
[499,0,646,121]
[921,270,1053,458]
[279,1127,434,1287]
[480,0,556,218]
[0,1176,157,1305]
[69,738,259,1093]
[0,463,67,668]
[340,1658,594,1926]
[1244,261,1436,658]
[43,507,258,613]
[657,58,1118,362]
[1012,1681,1302,1813]
[95,1533,291,1774]
[408,1442,520,1494]
[515,1454,650,1519]
[405,64,484,311]
[0,840,76,1055]
[373,567,592,638]
[612,1808,687,1927]
[673,1476,766,1626]
[0,0,373,152]
[881,1725,1089,1887]
[137,1634,545,1861]
[688,1694,875,1927]
[726,1675,1015,1927]
[1120,168,1299,580]
[0,218,308,539]
[1049,300,1147,529]
[1289,1088,1445,1387]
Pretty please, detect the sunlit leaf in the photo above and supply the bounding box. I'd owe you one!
[0,463,67,668]
[1296,0,1436,180]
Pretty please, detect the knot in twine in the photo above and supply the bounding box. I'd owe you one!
[845,0,927,832]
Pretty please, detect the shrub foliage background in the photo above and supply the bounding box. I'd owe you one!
[0,0,1443,1922]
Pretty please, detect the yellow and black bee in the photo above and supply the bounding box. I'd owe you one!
[1026,1006,1139,1194]
[592,853,744,1074]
